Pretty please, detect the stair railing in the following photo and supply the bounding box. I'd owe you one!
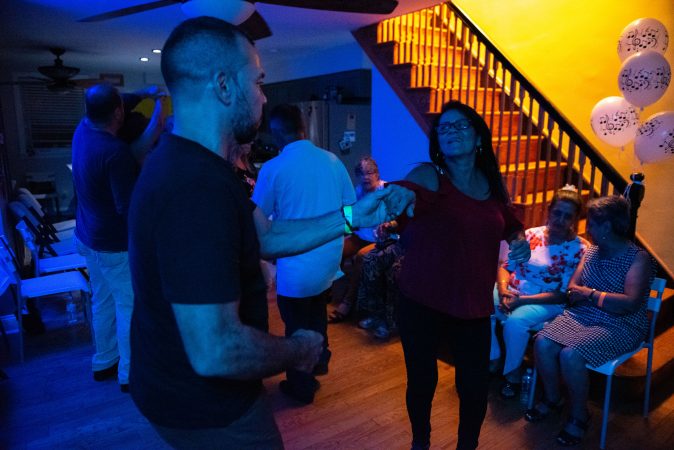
[374,2,628,225]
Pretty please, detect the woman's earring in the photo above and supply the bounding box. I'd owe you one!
[476,144,483,155]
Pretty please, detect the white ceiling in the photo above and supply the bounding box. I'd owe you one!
[0,0,440,85]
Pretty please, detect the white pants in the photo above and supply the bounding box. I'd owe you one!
[491,290,564,376]
[76,238,134,384]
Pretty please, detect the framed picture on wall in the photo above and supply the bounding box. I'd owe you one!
[100,73,124,87]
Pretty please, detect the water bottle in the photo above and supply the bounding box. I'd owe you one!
[66,299,77,325]
[520,368,533,407]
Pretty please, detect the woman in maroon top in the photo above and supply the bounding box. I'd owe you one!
[394,101,529,450]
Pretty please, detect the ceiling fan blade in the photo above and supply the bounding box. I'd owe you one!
[78,0,184,22]
[259,0,398,14]
[238,10,272,40]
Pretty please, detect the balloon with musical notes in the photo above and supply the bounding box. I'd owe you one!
[618,50,671,108]
[635,111,674,164]
[617,18,669,62]
[590,96,640,147]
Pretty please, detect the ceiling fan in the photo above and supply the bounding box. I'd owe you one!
[0,48,102,91]
[78,0,399,40]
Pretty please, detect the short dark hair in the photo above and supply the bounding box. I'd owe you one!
[85,84,122,125]
[587,195,631,237]
[549,187,583,217]
[269,104,305,136]
[355,156,379,176]
[428,101,509,204]
[161,16,252,94]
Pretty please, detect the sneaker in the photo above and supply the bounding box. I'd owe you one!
[373,324,390,340]
[279,379,320,404]
[93,362,118,382]
[358,317,377,330]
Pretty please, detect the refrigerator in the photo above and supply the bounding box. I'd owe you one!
[295,100,372,184]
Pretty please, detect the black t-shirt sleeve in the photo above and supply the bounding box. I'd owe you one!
[154,182,242,305]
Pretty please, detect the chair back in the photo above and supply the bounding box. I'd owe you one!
[646,277,666,345]
[0,236,20,284]
[15,221,42,276]
[17,193,45,219]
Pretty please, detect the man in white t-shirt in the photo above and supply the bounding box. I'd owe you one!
[252,104,356,403]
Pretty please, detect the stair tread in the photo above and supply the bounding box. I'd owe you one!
[501,161,565,171]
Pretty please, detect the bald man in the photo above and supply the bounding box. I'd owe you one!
[72,84,136,392]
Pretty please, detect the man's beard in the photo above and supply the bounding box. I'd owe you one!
[232,88,261,145]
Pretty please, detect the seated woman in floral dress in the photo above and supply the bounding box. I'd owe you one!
[491,186,588,399]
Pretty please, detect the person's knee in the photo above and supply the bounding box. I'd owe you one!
[534,335,559,357]
[559,347,585,369]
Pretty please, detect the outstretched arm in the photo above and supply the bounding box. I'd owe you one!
[254,185,415,260]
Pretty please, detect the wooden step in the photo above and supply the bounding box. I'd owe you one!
[412,87,510,114]
[502,161,567,196]
[394,63,488,89]
[494,135,541,165]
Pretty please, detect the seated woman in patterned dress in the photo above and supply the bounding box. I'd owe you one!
[491,186,589,399]
[525,196,654,446]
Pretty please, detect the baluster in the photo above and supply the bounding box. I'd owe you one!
[589,163,597,198]
[566,142,577,186]
[540,116,555,223]
[481,49,492,119]
[554,129,563,192]
[578,152,586,195]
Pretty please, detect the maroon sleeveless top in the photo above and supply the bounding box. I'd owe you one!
[393,174,522,319]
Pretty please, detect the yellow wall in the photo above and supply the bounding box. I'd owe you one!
[455,0,674,274]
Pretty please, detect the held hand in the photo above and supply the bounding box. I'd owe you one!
[566,286,590,306]
[290,329,324,373]
[507,238,531,265]
[384,184,415,219]
[502,295,523,312]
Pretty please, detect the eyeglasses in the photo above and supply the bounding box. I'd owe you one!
[435,119,472,134]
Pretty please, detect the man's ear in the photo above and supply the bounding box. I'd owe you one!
[213,71,234,105]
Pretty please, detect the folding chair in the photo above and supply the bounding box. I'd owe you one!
[8,201,76,257]
[529,277,666,449]
[16,188,75,234]
[15,220,87,277]
[0,236,91,362]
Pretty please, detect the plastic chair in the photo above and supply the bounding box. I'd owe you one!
[529,277,666,449]
[15,220,86,277]
[0,235,91,363]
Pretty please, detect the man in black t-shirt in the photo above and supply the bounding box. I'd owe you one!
[129,17,414,449]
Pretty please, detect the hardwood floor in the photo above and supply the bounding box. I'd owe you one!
[2,296,674,449]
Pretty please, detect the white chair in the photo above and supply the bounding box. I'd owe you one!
[15,220,87,277]
[8,201,76,257]
[0,236,92,363]
[17,188,76,233]
[529,277,666,449]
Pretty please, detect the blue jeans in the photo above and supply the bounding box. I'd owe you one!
[76,238,134,384]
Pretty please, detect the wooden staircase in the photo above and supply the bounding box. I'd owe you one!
[353,1,674,403]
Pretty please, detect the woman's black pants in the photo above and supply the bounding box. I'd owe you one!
[398,294,491,450]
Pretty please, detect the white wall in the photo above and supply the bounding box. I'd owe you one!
[371,66,428,181]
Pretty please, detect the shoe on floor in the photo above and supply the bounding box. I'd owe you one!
[120,383,129,394]
[373,324,390,340]
[358,317,377,330]
[313,349,331,376]
[499,381,521,399]
[279,379,320,404]
[93,362,118,382]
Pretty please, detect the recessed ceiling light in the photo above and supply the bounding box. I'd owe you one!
[139,57,149,62]
[152,49,162,54]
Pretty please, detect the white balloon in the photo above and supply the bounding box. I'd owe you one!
[590,96,640,147]
[617,17,669,62]
[635,111,674,164]
[618,50,671,108]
